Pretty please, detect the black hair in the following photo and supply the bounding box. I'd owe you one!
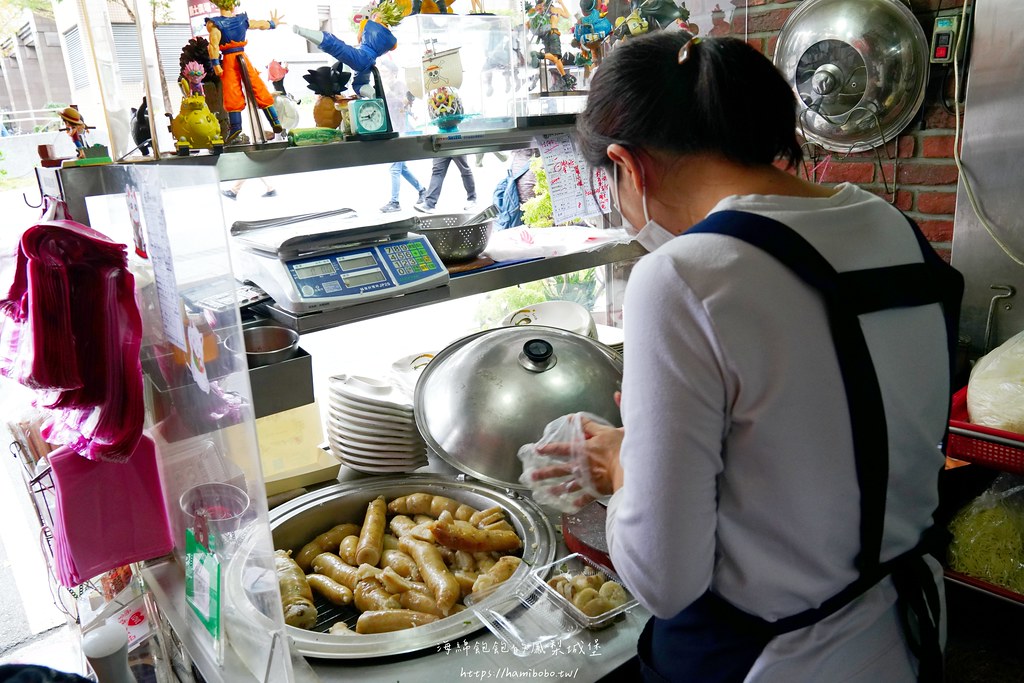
[576,32,802,170]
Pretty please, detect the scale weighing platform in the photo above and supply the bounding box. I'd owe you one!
[230,209,449,318]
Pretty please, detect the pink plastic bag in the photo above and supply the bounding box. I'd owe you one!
[49,435,173,587]
[0,215,143,462]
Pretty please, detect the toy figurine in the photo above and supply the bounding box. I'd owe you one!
[630,0,687,31]
[205,0,285,143]
[293,1,404,96]
[572,0,611,72]
[58,106,93,158]
[410,0,448,14]
[527,0,576,91]
[268,59,289,94]
[130,98,152,155]
[183,61,206,97]
[170,75,226,155]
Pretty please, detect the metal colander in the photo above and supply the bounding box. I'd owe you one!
[414,207,496,263]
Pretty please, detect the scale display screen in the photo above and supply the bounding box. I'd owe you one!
[342,269,387,287]
[337,253,377,272]
[273,234,448,313]
[293,261,337,279]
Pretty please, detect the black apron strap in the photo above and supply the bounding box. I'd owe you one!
[636,210,962,683]
[690,211,891,573]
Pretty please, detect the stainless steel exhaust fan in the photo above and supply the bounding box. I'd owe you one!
[774,0,929,152]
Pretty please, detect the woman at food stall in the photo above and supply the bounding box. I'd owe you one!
[538,32,964,681]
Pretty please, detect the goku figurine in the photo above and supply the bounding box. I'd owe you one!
[206,0,285,143]
[293,0,404,96]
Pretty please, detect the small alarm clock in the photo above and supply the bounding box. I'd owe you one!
[349,98,398,140]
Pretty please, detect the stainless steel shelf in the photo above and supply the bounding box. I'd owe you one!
[47,121,577,223]
[255,241,645,334]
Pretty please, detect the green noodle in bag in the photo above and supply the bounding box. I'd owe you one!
[948,474,1024,594]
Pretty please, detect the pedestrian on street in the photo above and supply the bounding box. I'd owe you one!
[415,155,476,213]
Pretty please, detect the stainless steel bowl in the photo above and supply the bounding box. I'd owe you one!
[225,324,300,368]
[225,475,556,659]
[414,212,495,263]
[415,327,623,489]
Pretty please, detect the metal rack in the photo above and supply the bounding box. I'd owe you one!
[42,121,578,224]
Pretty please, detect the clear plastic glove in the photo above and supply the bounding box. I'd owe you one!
[518,409,623,513]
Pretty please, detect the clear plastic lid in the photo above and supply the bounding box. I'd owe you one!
[466,572,582,656]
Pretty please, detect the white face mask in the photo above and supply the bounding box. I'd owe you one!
[612,162,676,252]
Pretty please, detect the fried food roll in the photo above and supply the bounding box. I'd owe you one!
[354,577,402,612]
[471,556,523,594]
[274,550,318,629]
[306,574,354,607]
[356,495,387,567]
[387,493,477,521]
[338,535,359,566]
[355,609,439,634]
[399,536,460,615]
[294,522,361,571]
[431,519,523,553]
[381,549,420,579]
[311,552,360,591]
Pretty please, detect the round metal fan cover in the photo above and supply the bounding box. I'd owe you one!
[774,0,929,152]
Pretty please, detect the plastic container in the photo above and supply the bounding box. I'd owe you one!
[948,387,1024,474]
[532,553,639,630]
[466,572,582,656]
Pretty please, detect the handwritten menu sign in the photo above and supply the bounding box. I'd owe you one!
[538,133,611,225]
[130,167,186,352]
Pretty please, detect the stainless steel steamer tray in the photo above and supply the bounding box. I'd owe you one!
[225,475,557,659]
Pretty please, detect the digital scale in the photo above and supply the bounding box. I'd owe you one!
[230,209,449,315]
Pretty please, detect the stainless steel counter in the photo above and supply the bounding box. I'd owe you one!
[144,457,647,683]
[304,460,648,682]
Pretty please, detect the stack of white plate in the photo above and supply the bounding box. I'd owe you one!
[326,374,428,474]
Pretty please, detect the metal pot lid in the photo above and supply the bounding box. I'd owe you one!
[415,326,622,489]
[774,0,928,153]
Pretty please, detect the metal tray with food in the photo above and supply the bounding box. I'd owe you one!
[225,475,556,660]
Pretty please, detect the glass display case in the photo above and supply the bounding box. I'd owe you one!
[390,14,518,134]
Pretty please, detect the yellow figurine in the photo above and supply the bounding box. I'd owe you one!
[170,64,226,155]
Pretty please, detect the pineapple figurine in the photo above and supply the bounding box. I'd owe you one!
[303,64,352,129]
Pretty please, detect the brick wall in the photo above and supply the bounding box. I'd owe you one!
[733,0,965,260]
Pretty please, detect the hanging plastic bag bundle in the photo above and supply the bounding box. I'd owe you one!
[48,435,173,587]
[518,412,610,513]
[0,214,144,462]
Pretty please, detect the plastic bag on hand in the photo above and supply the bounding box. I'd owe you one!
[518,412,609,514]
[947,473,1024,594]
[968,330,1024,433]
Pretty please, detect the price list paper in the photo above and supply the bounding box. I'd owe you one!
[538,133,611,226]
[129,167,186,352]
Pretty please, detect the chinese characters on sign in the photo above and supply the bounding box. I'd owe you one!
[187,0,218,36]
[437,637,603,658]
[538,133,611,226]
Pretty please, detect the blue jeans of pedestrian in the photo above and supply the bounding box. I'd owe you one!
[391,162,423,202]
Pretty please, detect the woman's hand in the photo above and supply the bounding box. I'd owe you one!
[530,394,625,497]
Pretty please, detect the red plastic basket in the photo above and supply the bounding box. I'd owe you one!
[948,387,1024,474]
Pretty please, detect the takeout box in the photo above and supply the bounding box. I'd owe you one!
[466,552,639,654]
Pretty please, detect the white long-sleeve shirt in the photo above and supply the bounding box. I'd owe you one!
[606,184,949,682]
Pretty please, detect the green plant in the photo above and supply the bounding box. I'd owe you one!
[521,155,553,227]
[473,281,549,329]
[543,268,600,310]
